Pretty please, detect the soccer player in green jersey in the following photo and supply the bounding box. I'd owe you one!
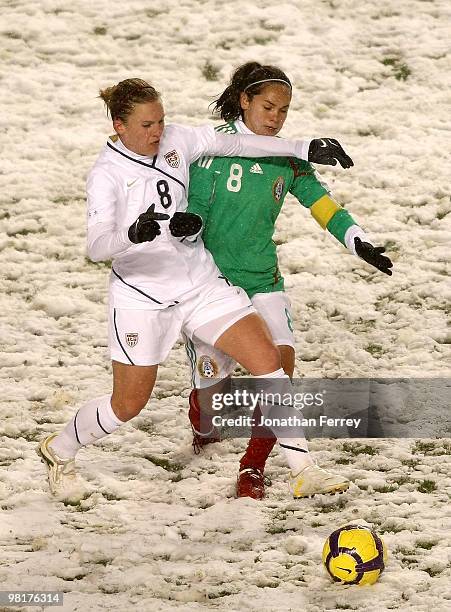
[185,62,393,499]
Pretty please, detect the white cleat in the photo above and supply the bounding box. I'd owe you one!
[290,464,350,498]
[37,434,87,501]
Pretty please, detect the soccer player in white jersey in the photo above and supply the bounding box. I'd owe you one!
[37,78,353,500]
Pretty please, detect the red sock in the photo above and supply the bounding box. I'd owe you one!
[240,405,277,472]
[188,389,216,435]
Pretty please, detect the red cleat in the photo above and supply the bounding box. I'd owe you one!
[236,405,276,499]
[188,389,220,454]
[236,467,267,499]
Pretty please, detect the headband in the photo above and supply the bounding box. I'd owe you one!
[243,78,292,91]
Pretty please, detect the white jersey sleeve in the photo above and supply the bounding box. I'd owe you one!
[86,168,132,262]
[177,124,312,165]
[210,129,311,161]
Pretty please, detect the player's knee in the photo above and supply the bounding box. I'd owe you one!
[111,396,149,421]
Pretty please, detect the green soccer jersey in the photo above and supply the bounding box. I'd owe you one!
[187,120,359,298]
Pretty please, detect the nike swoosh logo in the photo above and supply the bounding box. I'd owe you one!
[337,567,352,574]
[127,179,138,187]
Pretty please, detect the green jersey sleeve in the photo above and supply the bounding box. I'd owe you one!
[288,159,329,206]
[288,159,360,246]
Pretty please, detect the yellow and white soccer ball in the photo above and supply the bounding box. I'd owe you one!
[322,523,387,585]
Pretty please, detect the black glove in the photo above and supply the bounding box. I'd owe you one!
[169,212,203,238]
[128,204,170,244]
[308,138,354,169]
[354,237,393,276]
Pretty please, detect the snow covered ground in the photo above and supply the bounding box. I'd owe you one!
[0,0,450,610]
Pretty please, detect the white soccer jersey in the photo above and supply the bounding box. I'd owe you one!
[86,123,311,309]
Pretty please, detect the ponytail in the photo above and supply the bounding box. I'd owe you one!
[99,78,160,122]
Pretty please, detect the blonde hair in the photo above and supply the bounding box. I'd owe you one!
[99,78,160,122]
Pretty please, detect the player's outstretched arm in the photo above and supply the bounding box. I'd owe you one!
[205,129,354,168]
[292,182,393,276]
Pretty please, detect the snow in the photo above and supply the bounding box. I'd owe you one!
[0,0,450,610]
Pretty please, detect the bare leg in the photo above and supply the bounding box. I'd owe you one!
[214,313,281,374]
[49,361,158,459]
[111,361,158,421]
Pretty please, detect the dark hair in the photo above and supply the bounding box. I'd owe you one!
[212,62,292,121]
[99,78,160,122]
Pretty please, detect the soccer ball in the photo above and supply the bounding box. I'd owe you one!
[322,523,387,585]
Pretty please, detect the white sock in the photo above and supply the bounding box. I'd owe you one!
[50,394,124,460]
[255,368,314,474]
[278,438,314,473]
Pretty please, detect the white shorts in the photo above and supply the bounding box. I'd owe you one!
[185,291,295,388]
[109,277,255,366]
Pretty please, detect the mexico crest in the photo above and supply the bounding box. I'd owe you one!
[164,149,180,168]
[272,176,285,202]
[197,355,218,378]
[125,333,138,347]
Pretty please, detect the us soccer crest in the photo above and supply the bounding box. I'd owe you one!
[164,149,180,168]
[197,355,218,378]
[272,176,285,202]
[125,333,138,347]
